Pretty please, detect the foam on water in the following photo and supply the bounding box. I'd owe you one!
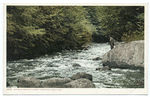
[6,43,144,88]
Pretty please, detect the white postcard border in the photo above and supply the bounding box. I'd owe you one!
[3,3,148,95]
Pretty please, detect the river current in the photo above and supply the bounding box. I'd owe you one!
[7,43,144,88]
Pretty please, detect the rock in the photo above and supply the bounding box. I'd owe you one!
[64,78,95,88]
[71,72,92,81]
[102,40,144,69]
[17,76,41,88]
[96,66,111,71]
[7,78,11,87]
[73,57,78,59]
[7,82,10,87]
[96,68,101,71]
[84,47,89,50]
[41,78,72,88]
[76,50,82,52]
[82,44,92,50]
[72,63,81,67]
[45,54,48,56]
[17,75,95,88]
[93,57,102,61]
[55,52,62,55]
[46,64,59,67]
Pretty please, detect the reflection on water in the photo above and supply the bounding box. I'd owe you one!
[7,43,144,88]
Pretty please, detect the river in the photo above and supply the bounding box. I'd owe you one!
[7,43,144,88]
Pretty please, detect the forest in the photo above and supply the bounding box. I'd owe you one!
[7,6,144,61]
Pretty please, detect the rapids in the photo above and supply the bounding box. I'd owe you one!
[7,43,144,88]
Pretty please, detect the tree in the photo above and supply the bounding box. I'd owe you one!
[97,6,144,42]
[84,6,109,42]
[7,6,95,60]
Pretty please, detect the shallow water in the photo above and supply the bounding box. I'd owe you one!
[7,43,144,88]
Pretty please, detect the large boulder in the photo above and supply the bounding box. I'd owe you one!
[41,78,72,88]
[17,72,95,88]
[102,40,144,69]
[71,72,93,81]
[64,78,95,88]
[17,76,41,88]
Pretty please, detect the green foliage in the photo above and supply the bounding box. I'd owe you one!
[84,6,109,42]
[7,6,144,60]
[7,6,94,60]
[97,6,144,42]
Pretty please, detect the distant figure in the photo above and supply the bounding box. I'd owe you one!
[109,37,114,49]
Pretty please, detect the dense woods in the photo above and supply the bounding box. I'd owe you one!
[7,6,144,61]
[97,6,144,42]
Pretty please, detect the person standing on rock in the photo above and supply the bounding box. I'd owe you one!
[109,36,114,49]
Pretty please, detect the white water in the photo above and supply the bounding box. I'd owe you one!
[7,43,144,88]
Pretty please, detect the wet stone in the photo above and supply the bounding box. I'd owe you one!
[41,77,72,88]
[72,63,81,67]
[96,66,111,71]
[71,72,92,81]
[64,78,95,88]
[46,63,59,67]
[17,76,41,88]
[93,57,102,61]
[73,57,78,59]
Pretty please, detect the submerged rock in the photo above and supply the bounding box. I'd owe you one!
[73,57,78,59]
[102,40,144,69]
[46,64,59,67]
[96,66,111,71]
[71,72,92,81]
[64,78,95,88]
[17,76,41,88]
[72,63,81,67]
[92,57,102,61]
[84,47,89,50]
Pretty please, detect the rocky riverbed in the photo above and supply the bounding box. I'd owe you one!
[7,42,144,88]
